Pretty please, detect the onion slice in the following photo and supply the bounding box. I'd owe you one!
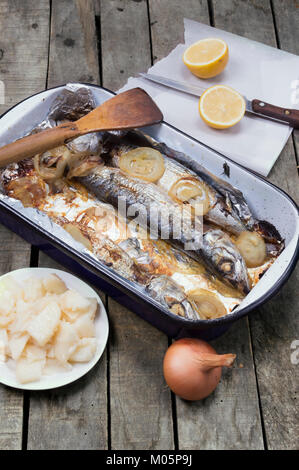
[168,177,211,215]
[63,223,92,252]
[34,146,71,181]
[67,155,104,178]
[119,147,165,182]
[187,288,226,319]
[235,231,266,268]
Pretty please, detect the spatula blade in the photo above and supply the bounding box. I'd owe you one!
[77,88,163,132]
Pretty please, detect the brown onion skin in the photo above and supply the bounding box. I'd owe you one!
[163,338,236,401]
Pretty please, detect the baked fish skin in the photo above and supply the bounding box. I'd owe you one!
[0,165,199,321]
[146,276,199,320]
[102,131,251,235]
[104,130,284,251]
[78,166,250,294]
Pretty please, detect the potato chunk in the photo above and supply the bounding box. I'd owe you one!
[43,358,72,375]
[70,338,97,363]
[52,321,79,363]
[23,278,45,302]
[0,290,16,316]
[27,301,61,347]
[0,329,8,362]
[73,314,96,338]
[60,290,94,323]
[43,274,67,295]
[8,333,29,360]
[60,289,91,312]
[16,357,44,384]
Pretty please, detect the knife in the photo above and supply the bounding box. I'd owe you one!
[139,72,299,129]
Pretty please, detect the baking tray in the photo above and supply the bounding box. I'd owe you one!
[0,83,298,340]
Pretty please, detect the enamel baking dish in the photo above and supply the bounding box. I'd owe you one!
[0,83,298,340]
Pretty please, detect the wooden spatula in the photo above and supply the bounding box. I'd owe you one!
[0,88,163,168]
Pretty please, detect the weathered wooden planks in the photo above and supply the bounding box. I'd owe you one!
[211,0,276,45]
[213,0,299,450]
[149,0,209,62]
[0,0,50,450]
[99,0,151,92]
[148,0,264,450]
[108,298,174,449]
[27,253,108,450]
[271,0,299,172]
[47,0,100,87]
[99,0,174,450]
[0,0,50,115]
[0,226,32,450]
[26,1,108,450]
[176,319,264,450]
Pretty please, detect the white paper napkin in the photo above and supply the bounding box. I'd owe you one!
[118,19,299,176]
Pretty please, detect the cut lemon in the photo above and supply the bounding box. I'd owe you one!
[183,38,229,79]
[199,85,246,129]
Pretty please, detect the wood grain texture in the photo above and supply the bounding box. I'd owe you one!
[98,0,151,91]
[148,0,264,450]
[108,299,174,450]
[26,2,108,450]
[100,0,174,449]
[149,0,209,62]
[271,0,299,180]
[251,135,299,449]
[0,0,50,114]
[211,0,276,45]
[272,0,299,55]
[213,0,299,450]
[47,0,100,87]
[0,0,49,450]
[27,252,108,450]
[176,319,264,450]
[0,227,32,450]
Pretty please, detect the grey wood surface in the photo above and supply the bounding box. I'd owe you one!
[26,0,107,450]
[148,0,264,450]
[0,0,50,450]
[0,0,298,451]
[212,0,299,450]
[99,0,174,449]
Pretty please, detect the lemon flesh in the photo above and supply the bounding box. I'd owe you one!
[199,85,246,129]
[183,38,229,79]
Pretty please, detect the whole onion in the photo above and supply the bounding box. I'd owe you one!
[163,338,236,401]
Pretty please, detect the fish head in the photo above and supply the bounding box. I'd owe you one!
[146,276,199,320]
[203,230,250,295]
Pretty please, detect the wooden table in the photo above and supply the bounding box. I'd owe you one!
[0,0,298,451]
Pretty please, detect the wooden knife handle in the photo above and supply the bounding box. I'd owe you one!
[0,122,81,168]
[252,99,299,129]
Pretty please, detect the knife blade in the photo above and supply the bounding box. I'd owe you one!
[139,72,299,128]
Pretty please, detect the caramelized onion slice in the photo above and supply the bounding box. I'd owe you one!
[7,176,47,207]
[63,223,92,252]
[34,146,71,181]
[119,147,165,182]
[187,289,226,319]
[169,177,211,215]
[236,231,266,268]
[67,155,104,178]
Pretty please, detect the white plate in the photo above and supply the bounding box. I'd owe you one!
[0,267,109,390]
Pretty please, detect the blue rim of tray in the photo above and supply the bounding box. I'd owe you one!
[0,82,298,329]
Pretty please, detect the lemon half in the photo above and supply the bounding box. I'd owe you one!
[183,38,229,79]
[199,85,246,129]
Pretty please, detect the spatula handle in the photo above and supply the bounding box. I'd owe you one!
[252,99,299,128]
[0,122,81,168]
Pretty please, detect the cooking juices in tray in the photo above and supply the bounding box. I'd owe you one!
[0,86,284,322]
